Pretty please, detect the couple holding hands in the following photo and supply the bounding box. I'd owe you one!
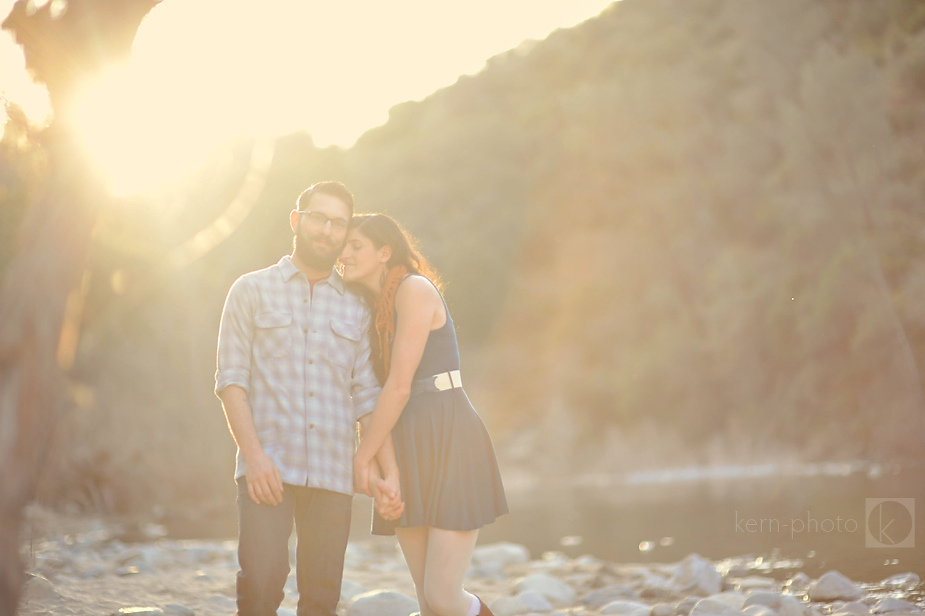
[215,181,508,616]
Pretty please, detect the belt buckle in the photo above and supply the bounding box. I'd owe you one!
[433,372,452,391]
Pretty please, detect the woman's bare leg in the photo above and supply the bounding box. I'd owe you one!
[395,526,436,616]
[421,527,480,616]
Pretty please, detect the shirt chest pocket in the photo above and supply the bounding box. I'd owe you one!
[326,319,362,371]
[254,312,292,358]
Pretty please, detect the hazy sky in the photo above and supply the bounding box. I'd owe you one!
[0,0,613,192]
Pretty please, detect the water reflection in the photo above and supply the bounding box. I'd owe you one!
[352,461,924,584]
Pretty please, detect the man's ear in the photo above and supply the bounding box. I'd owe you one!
[289,209,299,233]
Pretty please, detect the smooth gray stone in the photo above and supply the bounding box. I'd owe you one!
[471,542,531,569]
[735,577,781,592]
[113,609,164,616]
[690,598,744,616]
[777,594,807,616]
[277,609,296,616]
[784,573,813,594]
[677,597,700,616]
[490,596,529,616]
[581,586,640,608]
[163,605,194,616]
[836,601,871,616]
[518,591,554,612]
[653,602,678,616]
[348,590,418,616]
[206,595,236,612]
[21,573,60,603]
[467,563,507,580]
[807,572,864,602]
[744,592,784,609]
[707,592,746,610]
[341,579,367,602]
[514,574,576,607]
[743,605,777,616]
[880,573,920,590]
[601,600,652,616]
[671,555,723,597]
[871,599,920,614]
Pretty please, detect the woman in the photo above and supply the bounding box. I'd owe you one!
[340,213,508,616]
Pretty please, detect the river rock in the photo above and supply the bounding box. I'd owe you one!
[163,605,195,616]
[807,572,864,602]
[640,572,676,600]
[743,605,777,616]
[206,595,236,612]
[677,597,700,616]
[601,600,652,616]
[518,591,554,612]
[468,562,506,580]
[707,592,746,610]
[671,555,723,597]
[880,573,920,590]
[690,598,745,616]
[278,610,295,616]
[514,574,576,607]
[21,573,59,603]
[112,609,164,616]
[341,579,367,602]
[490,596,529,616]
[653,602,678,616]
[348,590,417,616]
[833,601,870,616]
[581,585,640,608]
[784,573,813,594]
[471,542,531,569]
[745,592,805,616]
[871,599,920,614]
[733,577,781,592]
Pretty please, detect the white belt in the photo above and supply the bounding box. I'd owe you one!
[411,369,462,394]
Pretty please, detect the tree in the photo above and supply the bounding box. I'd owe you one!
[0,1,155,612]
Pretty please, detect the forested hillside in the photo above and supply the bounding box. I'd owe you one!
[3,0,924,516]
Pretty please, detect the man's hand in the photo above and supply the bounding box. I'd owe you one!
[244,449,284,506]
[354,454,372,497]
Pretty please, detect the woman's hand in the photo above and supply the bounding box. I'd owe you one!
[372,475,404,521]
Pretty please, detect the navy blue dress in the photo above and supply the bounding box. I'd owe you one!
[371,276,508,535]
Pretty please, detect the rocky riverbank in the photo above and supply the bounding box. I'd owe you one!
[16,512,924,616]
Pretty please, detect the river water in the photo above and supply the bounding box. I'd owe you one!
[353,460,924,587]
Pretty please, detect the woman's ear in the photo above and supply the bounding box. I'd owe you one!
[378,245,393,264]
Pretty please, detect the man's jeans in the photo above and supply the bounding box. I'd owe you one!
[236,480,352,616]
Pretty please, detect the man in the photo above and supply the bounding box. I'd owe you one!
[215,181,400,616]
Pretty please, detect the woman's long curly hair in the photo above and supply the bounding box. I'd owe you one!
[346,213,442,382]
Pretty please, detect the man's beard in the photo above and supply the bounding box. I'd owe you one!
[294,230,342,272]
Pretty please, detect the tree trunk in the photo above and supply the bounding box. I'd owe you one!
[0,129,102,615]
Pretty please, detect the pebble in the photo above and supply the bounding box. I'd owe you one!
[348,589,418,616]
[834,601,871,616]
[672,555,723,597]
[870,598,920,614]
[471,542,531,569]
[582,585,641,608]
[163,605,195,616]
[690,597,744,616]
[785,573,813,594]
[514,573,577,607]
[20,573,60,603]
[601,600,652,616]
[807,571,865,602]
[490,596,529,616]
[652,602,677,616]
[880,573,920,590]
[518,591,554,612]
[743,605,777,616]
[112,609,163,616]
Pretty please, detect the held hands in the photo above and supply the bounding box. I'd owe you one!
[372,474,404,521]
[244,449,284,506]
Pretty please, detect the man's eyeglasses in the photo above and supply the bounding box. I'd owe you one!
[297,210,349,232]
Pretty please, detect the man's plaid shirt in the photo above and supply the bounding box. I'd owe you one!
[215,256,380,495]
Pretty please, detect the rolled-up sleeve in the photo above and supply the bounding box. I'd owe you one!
[351,307,382,420]
[215,276,256,397]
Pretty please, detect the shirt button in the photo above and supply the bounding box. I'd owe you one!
[303,328,308,334]
[308,359,314,365]
[308,391,315,397]
[309,423,316,429]
[303,299,308,304]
